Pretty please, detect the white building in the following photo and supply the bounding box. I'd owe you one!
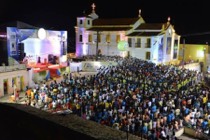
[0,65,28,97]
[75,3,180,64]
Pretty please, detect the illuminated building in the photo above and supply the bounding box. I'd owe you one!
[75,3,180,64]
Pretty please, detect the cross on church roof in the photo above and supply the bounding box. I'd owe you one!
[92,3,96,12]
[168,16,170,22]
[138,9,141,17]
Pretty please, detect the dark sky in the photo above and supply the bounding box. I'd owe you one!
[0,0,209,44]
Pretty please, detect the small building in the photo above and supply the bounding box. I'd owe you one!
[75,3,180,65]
[179,43,209,72]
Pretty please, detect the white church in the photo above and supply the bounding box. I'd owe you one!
[75,3,180,64]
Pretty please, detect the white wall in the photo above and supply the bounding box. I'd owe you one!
[0,70,28,97]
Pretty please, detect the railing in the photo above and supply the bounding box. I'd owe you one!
[0,64,27,73]
[183,124,210,140]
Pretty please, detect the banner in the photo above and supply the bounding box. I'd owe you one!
[158,37,164,62]
[173,40,178,59]
[166,37,171,54]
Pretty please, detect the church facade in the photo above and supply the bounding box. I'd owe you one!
[75,3,180,64]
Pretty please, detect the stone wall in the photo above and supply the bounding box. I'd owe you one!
[0,103,140,140]
[184,127,210,140]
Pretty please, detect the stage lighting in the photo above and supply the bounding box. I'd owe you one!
[38,28,46,40]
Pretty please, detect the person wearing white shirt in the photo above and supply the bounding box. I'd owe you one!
[191,109,196,118]
[161,129,167,139]
[51,101,55,110]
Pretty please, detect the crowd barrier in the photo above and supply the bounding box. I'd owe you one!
[184,126,210,140]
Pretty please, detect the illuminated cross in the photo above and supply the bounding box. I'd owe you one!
[92,3,96,12]
[168,16,170,22]
[138,9,141,17]
[167,16,171,26]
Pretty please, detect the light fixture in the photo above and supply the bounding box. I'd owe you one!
[38,28,46,40]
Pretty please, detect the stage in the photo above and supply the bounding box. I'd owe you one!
[28,62,69,82]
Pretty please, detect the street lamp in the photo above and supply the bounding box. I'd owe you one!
[125,97,129,140]
[203,43,207,73]
[107,41,110,56]
[141,77,146,140]
[182,38,185,67]
[96,30,99,61]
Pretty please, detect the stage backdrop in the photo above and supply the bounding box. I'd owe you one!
[7,27,67,64]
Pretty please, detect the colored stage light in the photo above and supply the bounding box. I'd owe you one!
[117,41,129,51]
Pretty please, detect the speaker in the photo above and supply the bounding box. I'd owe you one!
[52,56,57,64]
[37,56,41,63]
[18,43,24,61]
[48,54,54,64]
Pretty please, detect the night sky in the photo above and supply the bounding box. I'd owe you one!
[0,0,209,47]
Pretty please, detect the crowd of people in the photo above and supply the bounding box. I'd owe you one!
[23,56,210,140]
